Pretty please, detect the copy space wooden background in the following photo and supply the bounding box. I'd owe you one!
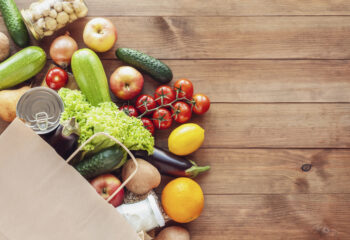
[1,1,350,239]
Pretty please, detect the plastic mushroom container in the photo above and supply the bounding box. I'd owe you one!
[21,0,88,40]
[116,194,165,233]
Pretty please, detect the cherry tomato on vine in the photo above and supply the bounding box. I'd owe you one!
[120,105,139,117]
[154,85,176,106]
[141,117,155,135]
[172,101,192,123]
[45,67,68,90]
[136,94,156,114]
[192,94,210,115]
[174,78,194,100]
[152,108,173,130]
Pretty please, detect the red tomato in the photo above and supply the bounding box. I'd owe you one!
[45,67,68,90]
[192,94,210,115]
[174,78,194,100]
[152,108,173,130]
[154,85,176,106]
[136,94,156,114]
[172,101,192,123]
[120,105,138,117]
[141,117,155,135]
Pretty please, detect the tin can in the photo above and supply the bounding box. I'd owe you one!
[21,0,88,40]
[16,87,64,135]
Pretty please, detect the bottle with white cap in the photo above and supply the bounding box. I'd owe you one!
[116,194,165,233]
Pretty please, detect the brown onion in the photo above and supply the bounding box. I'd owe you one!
[50,32,78,68]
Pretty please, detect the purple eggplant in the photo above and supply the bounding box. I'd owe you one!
[132,148,210,178]
[49,118,80,160]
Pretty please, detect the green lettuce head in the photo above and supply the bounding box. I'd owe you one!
[58,88,154,154]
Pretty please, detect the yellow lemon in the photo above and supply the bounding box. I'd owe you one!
[168,123,204,156]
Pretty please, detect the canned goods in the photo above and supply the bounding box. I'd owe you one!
[21,0,88,40]
[16,87,64,135]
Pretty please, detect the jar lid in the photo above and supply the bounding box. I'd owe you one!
[16,87,64,135]
[147,195,165,228]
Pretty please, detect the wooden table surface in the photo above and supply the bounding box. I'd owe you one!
[1,1,350,239]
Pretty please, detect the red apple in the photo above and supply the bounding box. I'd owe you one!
[110,66,144,100]
[83,18,117,53]
[90,174,124,207]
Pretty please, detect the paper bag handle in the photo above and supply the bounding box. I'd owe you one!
[66,132,138,203]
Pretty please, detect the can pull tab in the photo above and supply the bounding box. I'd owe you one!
[34,112,50,131]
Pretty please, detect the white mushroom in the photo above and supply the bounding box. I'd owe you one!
[54,2,63,12]
[49,9,57,18]
[56,11,69,25]
[62,2,74,14]
[41,2,51,17]
[75,3,88,18]
[32,8,43,21]
[56,23,66,30]
[44,30,54,36]
[33,23,44,37]
[69,13,78,23]
[29,2,40,11]
[36,18,46,29]
[45,17,57,31]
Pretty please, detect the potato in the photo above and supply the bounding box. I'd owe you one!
[122,158,161,195]
[0,86,30,122]
[0,32,10,62]
[155,226,191,240]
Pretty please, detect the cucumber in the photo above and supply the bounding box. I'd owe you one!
[74,145,127,179]
[72,48,112,106]
[116,48,173,84]
[0,0,29,47]
[0,46,46,90]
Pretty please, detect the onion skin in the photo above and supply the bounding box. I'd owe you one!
[50,32,78,68]
[155,226,190,240]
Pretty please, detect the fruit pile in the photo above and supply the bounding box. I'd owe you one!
[0,0,211,239]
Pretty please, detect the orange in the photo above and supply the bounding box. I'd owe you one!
[161,177,204,223]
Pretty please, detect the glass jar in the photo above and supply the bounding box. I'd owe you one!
[21,0,88,40]
[116,194,165,233]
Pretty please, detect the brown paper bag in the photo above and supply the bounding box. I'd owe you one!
[0,119,140,240]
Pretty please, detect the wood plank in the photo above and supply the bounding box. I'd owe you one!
[11,0,350,16]
[2,103,350,148]
[102,59,350,103]
[190,149,350,194]
[154,103,350,149]
[3,16,350,60]
[18,58,350,103]
[189,194,350,240]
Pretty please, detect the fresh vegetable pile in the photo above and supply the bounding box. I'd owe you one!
[0,1,212,238]
[58,88,154,154]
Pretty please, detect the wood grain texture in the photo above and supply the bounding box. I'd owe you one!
[188,194,350,240]
[3,16,350,59]
[11,0,350,16]
[14,59,350,103]
[155,103,350,149]
[190,149,350,194]
[102,59,350,103]
[0,1,350,239]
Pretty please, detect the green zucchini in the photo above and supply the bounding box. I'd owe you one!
[72,48,112,106]
[116,48,173,84]
[0,46,46,90]
[74,145,127,179]
[0,0,29,47]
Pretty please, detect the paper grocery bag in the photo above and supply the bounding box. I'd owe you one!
[0,119,139,240]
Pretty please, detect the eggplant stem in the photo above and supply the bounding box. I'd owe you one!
[185,165,211,178]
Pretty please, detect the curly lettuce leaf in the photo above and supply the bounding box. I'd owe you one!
[58,88,154,154]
